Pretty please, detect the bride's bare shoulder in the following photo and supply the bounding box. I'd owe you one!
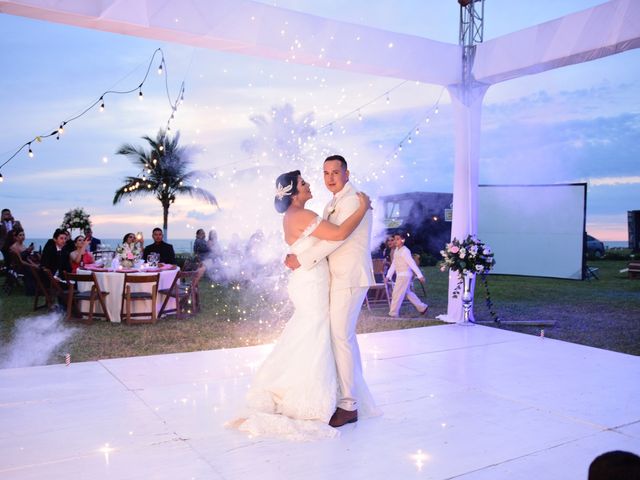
[285,208,317,226]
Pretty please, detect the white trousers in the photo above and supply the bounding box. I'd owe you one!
[389,274,427,316]
[329,286,369,412]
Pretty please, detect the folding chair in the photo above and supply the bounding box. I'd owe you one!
[27,265,57,310]
[121,273,160,325]
[158,266,205,319]
[63,272,111,324]
[2,250,25,294]
[365,258,391,311]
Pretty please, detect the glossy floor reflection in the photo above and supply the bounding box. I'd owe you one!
[1,325,638,479]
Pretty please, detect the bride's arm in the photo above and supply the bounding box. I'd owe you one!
[310,192,370,241]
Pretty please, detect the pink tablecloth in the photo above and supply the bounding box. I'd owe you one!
[77,265,179,323]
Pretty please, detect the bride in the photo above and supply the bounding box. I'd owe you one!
[230,170,371,440]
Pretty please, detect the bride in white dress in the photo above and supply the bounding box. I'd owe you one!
[230,170,372,440]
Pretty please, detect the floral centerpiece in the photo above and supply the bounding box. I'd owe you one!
[439,235,495,297]
[115,243,142,268]
[60,207,91,234]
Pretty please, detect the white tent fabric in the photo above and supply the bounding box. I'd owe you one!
[1,0,639,322]
[0,0,461,86]
[474,0,640,85]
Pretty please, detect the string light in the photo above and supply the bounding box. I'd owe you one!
[0,48,185,180]
[157,62,163,75]
[138,87,144,100]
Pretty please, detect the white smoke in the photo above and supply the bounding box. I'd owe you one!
[0,312,78,369]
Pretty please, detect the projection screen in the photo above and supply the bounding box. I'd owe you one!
[477,184,586,279]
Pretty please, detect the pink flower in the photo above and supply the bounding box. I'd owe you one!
[450,246,460,254]
[126,252,134,260]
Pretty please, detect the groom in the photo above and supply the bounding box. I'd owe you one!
[286,154,374,427]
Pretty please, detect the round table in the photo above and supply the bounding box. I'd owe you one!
[77,264,180,323]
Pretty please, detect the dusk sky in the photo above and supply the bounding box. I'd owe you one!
[0,0,638,243]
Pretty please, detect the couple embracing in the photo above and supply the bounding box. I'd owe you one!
[231,155,380,440]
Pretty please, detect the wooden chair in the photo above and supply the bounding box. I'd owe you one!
[628,261,640,279]
[121,273,160,325]
[2,250,26,294]
[63,272,111,324]
[365,258,391,311]
[27,265,57,310]
[158,266,205,319]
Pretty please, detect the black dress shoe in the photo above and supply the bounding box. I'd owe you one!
[329,407,358,427]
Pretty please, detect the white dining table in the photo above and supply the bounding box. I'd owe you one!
[77,265,180,323]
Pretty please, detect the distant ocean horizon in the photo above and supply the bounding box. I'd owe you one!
[26,238,630,255]
[28,238,196,254]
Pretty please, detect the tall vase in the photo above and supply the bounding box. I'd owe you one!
[460,271,475,326]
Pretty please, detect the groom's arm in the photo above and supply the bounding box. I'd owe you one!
[294,238,344,270]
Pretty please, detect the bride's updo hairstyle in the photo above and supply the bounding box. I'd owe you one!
[274,170,300,213]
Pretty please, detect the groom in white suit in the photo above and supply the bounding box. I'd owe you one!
[286,155,374,427]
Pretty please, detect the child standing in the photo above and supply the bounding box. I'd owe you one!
[385,232,428,317]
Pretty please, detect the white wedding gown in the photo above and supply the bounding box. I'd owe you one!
[231,217,376,441]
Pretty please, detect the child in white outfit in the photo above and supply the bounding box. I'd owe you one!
[385,233,428,317]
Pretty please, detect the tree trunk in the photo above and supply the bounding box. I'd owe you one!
[162,203,169,240]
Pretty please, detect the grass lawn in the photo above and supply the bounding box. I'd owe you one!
[0,259,638,366]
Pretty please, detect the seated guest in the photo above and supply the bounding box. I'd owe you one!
[69,235,95,273]
[8,227,36,263]
[122,232,143,250]
[0,208,22,261]
[40,229,71,277]
[83,227,101,253]
[207,229,222,258]
[143,228,176,264]
[62,229,75,258]
[6,227,37,295]
[193,228,210,258]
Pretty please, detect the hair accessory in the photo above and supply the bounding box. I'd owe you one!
[275,181,293,200]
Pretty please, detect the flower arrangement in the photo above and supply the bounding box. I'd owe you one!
[440,235,496,298]
[60,207,91,232]
[440,235,495,275]
[440,235,499,321]
[115,242,142,268]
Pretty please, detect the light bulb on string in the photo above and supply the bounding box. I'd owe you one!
[407,136,412,144]
[435,106,439,114]
[99,97,105,112]
[157,62,163,75]
[426,117,431,124]
[0,173,4,182]
[28,144,34,158]
[58,123,65,135]
[386,95,390,104]
[415,127,420,135]
[138,88,144,100]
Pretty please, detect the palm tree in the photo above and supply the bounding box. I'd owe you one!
[113,129,217,238]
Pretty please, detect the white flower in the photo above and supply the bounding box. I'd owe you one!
[476,265,484,272]
[483,247,491,255]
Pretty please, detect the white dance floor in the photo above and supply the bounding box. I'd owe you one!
[1,324,639,479]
